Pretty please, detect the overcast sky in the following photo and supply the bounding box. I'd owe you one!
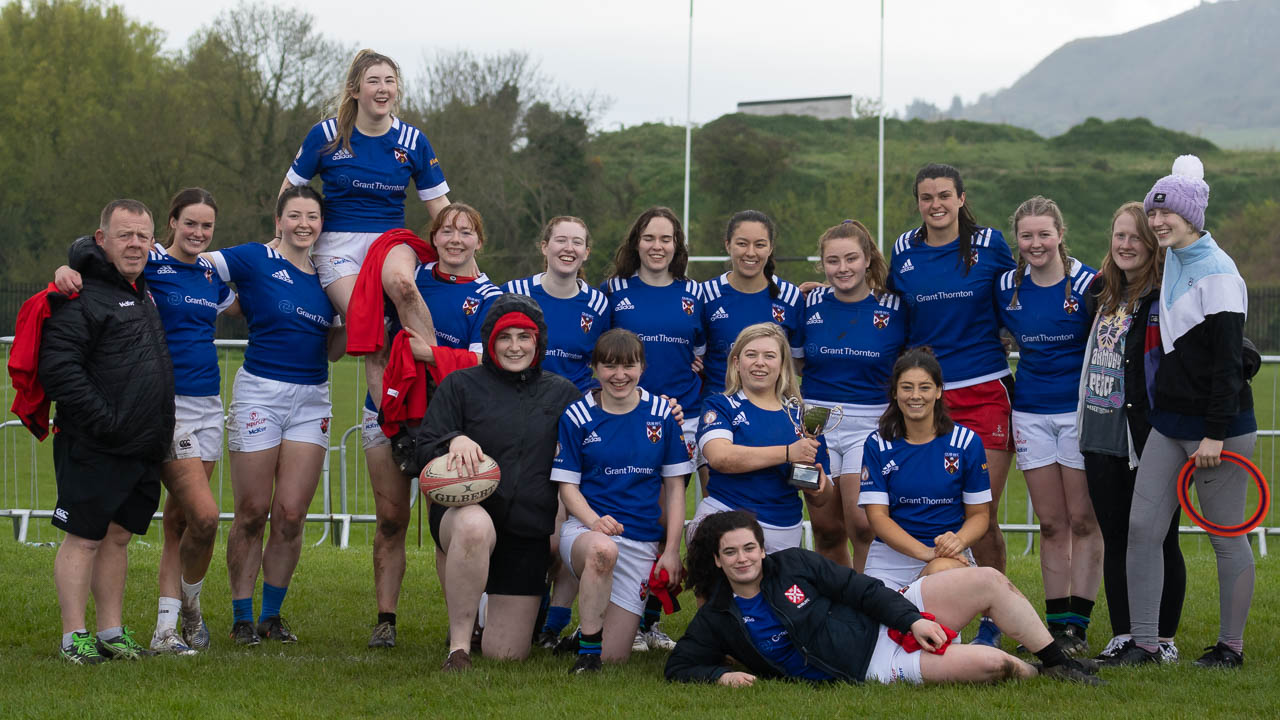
[118,0,1206,129]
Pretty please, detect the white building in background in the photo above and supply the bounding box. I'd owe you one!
[737,95,852,120]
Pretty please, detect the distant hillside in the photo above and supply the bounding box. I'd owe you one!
[959,0,1280,141]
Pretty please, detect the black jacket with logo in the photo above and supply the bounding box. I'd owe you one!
[665,548,925,683]
[38,238,175,461]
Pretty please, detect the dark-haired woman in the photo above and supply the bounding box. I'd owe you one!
[209,187,345,646]
[888,164,1015,646]
[54,188,239,654]
[994,197,1101,655]
[1077,202,1183,664]
[551,329,691,672]
[601,207,703,651]
[797,220,906,571]
[859,348,991,591]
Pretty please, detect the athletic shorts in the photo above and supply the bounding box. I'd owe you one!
[167,394,224,463]
[428,503,550,596]
[864,577,927,684]
[943,377,1013,452]
[1012,410,1084,471]
[863,540,976,591]
[687,496,802,553]
[313,231,381,288]
[560,517,658,616]
[681,416,700,469]
[52,434,161,541]
[226,368,332,452]
[362,407,390,450]
[804,400,885,477]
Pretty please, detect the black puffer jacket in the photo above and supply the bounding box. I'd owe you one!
[38,237,175,461]
[665,548,924,684]
[413,293,582,538]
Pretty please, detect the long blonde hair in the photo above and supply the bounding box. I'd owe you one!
[327,49,401,154]
[723,323,800,404]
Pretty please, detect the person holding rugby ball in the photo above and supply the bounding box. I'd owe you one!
[209,187,345,646]
[1119,156,1257,668]
[551,329,692,673]
[994,197,1102,655]
[1078,202,1184,664]
[888,163,1016,646]
[692,323,832,554]
[797,220,906,570]
[859,348,991,591]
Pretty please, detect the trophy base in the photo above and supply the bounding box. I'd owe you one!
[788,463,821,491]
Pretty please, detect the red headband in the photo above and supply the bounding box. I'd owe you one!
[488,312,540,368]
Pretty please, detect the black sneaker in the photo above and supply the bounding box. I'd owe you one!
[1053,626,1088,657]
[1107,642,1161,666]
[1192,642,1243,669]
[1093,636,1132,663]
[1040,659,1104,686]
[570,653,603,674]
[368,620,396,648]
[534,630,561,650]
[230,620,261,646]
[60,631,107,665]
[257,616,297,643]
[96,626,156,660]
[553,630,581,656]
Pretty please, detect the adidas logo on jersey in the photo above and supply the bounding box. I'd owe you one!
[881,459,899,476]
[584,431,603,444]
[331,148,354,161]
[731,412,749,426]
[271,268,294,284]
[710,307,729,321]
[900,259,914,273]
[1006,299,1022,311]
[156,265,177,275]
[806,312,823,326]
[614,297,635,311]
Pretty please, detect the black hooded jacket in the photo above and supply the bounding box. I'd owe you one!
[38,237,175,461]
[412,293,582,538]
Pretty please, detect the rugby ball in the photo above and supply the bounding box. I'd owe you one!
[419,453,501,507]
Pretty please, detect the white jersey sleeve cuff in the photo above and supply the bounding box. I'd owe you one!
[858,491,890,506]
[662,460,695,477]
[285,168,311,187]
[550,468,581,485]
[216,290,237,313]
[697,429,733,452]
[206,251,231,283]
[963,490,993,504]
[416,181,450,202]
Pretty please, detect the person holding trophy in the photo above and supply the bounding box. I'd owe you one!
[691,323,834,554]
[859,347,992,590]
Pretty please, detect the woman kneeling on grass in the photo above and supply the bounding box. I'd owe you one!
[665,511,1101,686]
[550,329,692,673]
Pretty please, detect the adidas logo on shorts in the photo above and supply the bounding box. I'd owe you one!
[584,431,603,444]
[806,312,823,326]
[271,268,293,284]
[710,307,729,321]
[900,259,915,273]
[156,265,177,275]
[614,297,635,311]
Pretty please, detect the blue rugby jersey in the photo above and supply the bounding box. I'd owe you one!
[859,425,992,545]
[797,288,906,406]
[995,259,1097,413]
[287,117,448,232]
[551,389,693,542]
[888,228,1016,388]
[146,244,235,397]
[699,273,802,399]
[504,273,611,392]
[603,275,705,411]
[207,244,335,385]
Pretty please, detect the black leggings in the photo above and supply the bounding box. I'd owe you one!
[1084,452,1184,638]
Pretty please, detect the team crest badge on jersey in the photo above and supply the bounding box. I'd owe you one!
[969,249,980,265]
[1063,297,1080,314]
[784,584,807,605]
[873,310,890,329]
[393,148,408,164]
[462,297,479,316]
[944,452,960,474]
[580,313,594,333]
[646,422,663,443]
[703,410,717,425]
[682,297,695,315]
[771,304,785,324]
[205,269,214,283]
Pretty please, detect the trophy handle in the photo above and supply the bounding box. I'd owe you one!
[783,396,806,436]
[824,404,845,433]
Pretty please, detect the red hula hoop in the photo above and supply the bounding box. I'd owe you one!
[1177,451,1271,537]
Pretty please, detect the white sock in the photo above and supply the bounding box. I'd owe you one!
[156,597,181,634]
[62,629,87,649]
[97,626,123,641]
[180,577,204,611]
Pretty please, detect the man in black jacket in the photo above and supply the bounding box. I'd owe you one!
[40,200,176,664]
[666,511,1100,686]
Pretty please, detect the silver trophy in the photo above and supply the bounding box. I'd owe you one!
[783,398,844,490]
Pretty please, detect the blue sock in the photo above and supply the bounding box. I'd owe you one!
[259,583,288,623]
[578,630,602,656]
[543,606,571,635]
[232,597,254,623]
